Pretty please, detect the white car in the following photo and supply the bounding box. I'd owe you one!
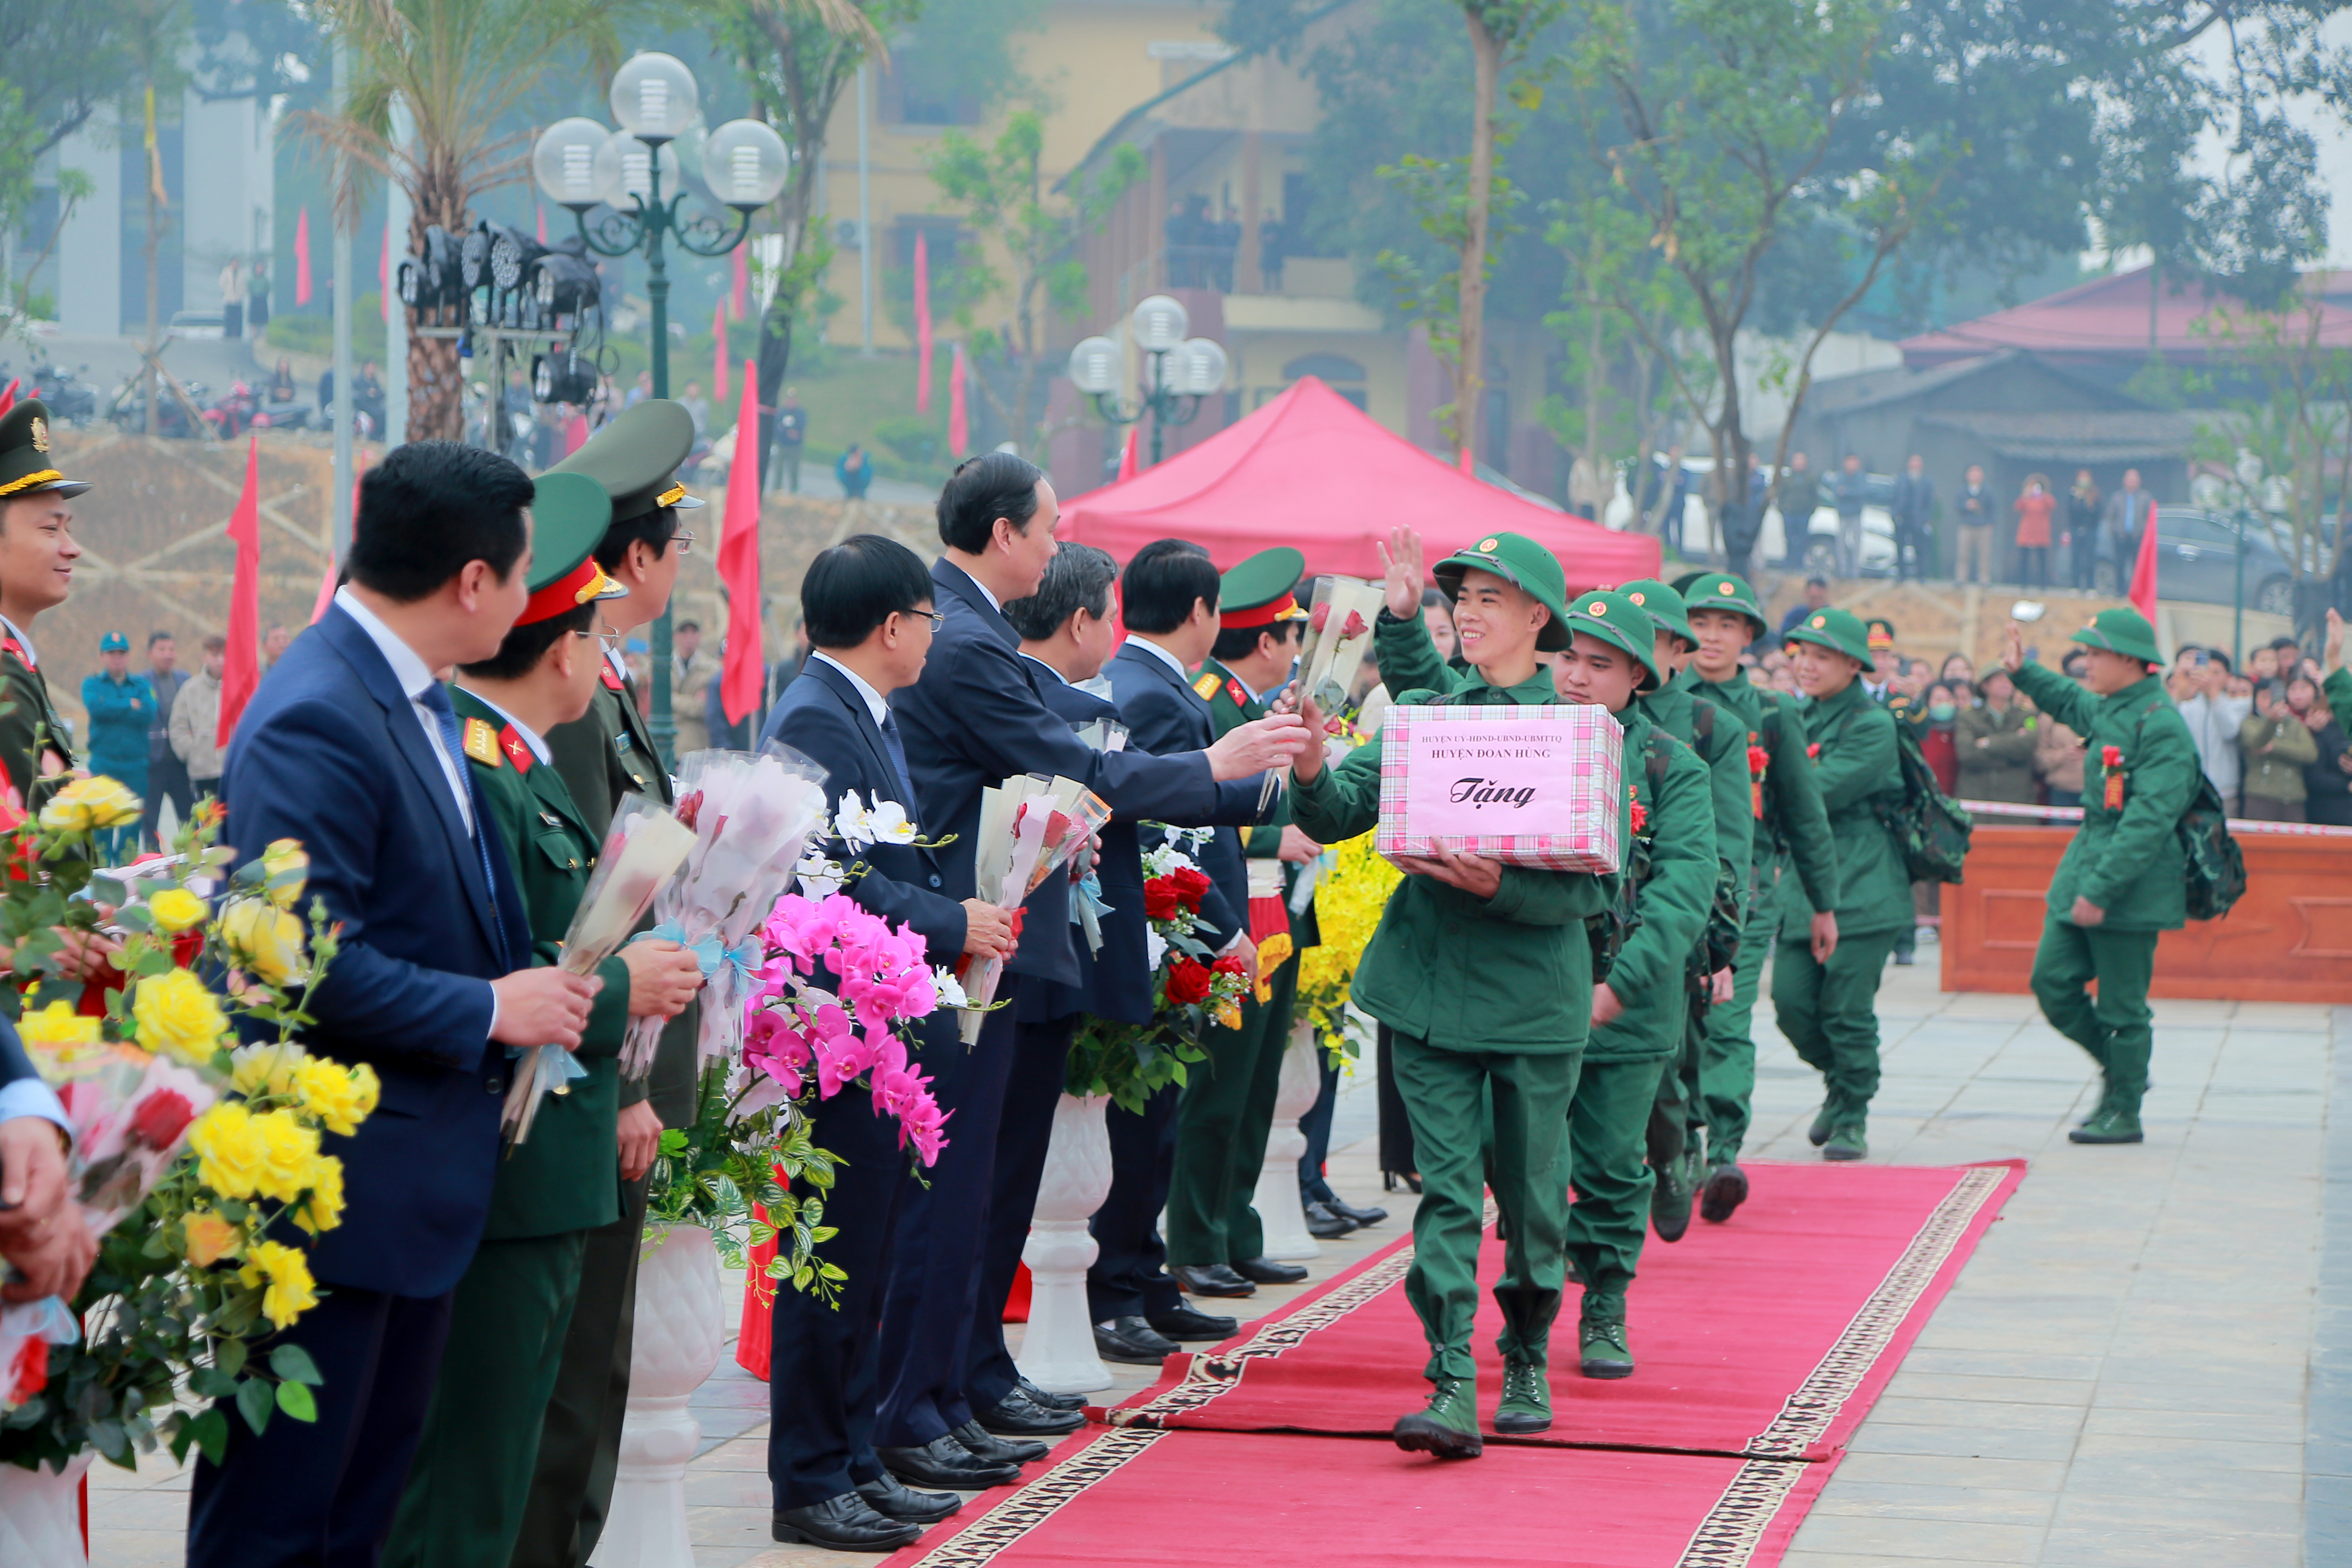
[1609,460,1897,574]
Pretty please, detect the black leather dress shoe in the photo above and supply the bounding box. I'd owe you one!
[1232,1256,1309,1285]
[856,1472,963,1525]
[878,1435,1021,1491]
[773,1493,922,1551]
[1172,1262,1256,1298]
[1146,1304,1237,1341]
[1095,1315,1180,1364]
[1305,1200,1358,1238]
[976,1388,1084,1437]
[955,1417,1048,1464]
[1018,1375,1086,1412]
[1327,1197,1389,1227]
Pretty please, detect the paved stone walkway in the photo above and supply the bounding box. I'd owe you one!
[85,959,2333,1565]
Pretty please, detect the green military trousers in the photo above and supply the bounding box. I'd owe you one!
[1771,926,1903,1127]
[1567,1055,1672,1312]
[513,1171,650,1568]
[1167,953,1299,1268]
[1390,1032,1579,1383]
[383,1228,590,1568]
[1700,872,1784,1165]
[1646,987,1707,1179]
[2028,916,2159,1112]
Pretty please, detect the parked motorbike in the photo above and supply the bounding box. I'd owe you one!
[1,362,99,426]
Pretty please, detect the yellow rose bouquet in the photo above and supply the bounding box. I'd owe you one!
[0,780,357,1479]
[1293,830,1401,1068]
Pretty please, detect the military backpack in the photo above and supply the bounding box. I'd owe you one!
[2128,700,2246,921]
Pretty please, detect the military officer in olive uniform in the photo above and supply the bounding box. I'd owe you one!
[383,474,705,1568]
[2006,608,2198,1145]
[0,401,86,812]
[1189,547,1331,1256]
[1775,607,1909,1161]
[517,400,710,1568]
[1671,573,1839,1222]
[1616,579,1749,1243]
[1290,531,1623,1459]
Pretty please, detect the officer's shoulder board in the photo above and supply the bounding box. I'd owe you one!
[462,717,502,767]
[1192,671,1222,701]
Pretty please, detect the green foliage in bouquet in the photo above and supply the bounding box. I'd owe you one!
[645,1064,846,1306]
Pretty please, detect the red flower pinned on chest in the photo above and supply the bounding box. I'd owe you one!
[1806,742,1822,760]
[1628,785,1649,837]
[2100,744,2127,811]
[1747,740,1771,818]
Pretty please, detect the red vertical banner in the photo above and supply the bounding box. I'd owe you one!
[719,361,766,726]
[219,438,262,745]
[1116,426,1139,481]
[536,203,547,245]
[947,343,970,456]
[2128,504,2160,625]
[294,208,313,307]
[914,231,933,414]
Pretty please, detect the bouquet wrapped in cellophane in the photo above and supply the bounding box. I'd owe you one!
[622,745,829,1079]
[953,774,1110,1044]
[503,795,698,1145]
[0,786,367,1478]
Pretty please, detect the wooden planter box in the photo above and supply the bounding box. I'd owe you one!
[1939,824,2352,1004]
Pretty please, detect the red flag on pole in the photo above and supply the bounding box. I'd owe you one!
[309,554,337,626]
[714,301,729,404]
[914,231,933,413]
[0,380,19,419]
[719,360,766,726]
[947,344,970,456]
[1116,426,1139,481]
[536,203,547,245]
[295,208,313,307]
[219,438,262,746]
[2128,499,2160,625]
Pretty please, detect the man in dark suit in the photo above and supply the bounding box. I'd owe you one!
[755,534,1015,1553]
[190,441,600,1568]
[872,453,1306,1491]
[1007,544,1250,1367]
[0,1014,92,1302]
[1105,542,1307,1301]
[1891,454,1934,582]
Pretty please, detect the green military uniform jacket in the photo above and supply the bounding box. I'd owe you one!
[1688,669,1839,915]
[1954,702,2039,803]
[1642,675,1753,932]
[1291,652,1618,1055]
[1583,707,1715,1063]
[1201,660,1320,949]
[451,689,632,1240]
[1802,679,1911,937]
[545,662,699,1129]
[2013,662,2198,931]
[0,630,72,811]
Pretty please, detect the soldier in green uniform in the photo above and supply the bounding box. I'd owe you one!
[1775,607,1910,1161]
[1182,546,1323,1264]
[1615,579,1749,1244]
[383,474,705,1568]
[1287,530,1621,1460]
[1671,573,1840,1222]
[0,401,86,812]
[2005,609,2197,1145]
[517,399,709,1568]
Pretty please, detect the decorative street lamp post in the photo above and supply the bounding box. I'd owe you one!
[1067,294,1228,467]
[532,52,790,765]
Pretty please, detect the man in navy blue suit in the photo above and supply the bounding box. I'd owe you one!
[190,442,603,1568]
[872,453,1307,1491]
[1006,545,1248,1368]
[756,535,1017,1554]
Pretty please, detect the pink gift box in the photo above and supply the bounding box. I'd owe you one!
[1373,702,1625,873]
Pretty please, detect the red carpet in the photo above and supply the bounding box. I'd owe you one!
[879,1427,1842,1568]
[1106,1160,2021,1461]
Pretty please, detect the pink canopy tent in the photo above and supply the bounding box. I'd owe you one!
[1057,377,1661,589]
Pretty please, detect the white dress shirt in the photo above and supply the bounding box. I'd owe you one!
[457,691,552,767]
[1123,636,1191,684]
[335,586,473,832]
[0,1075,68,1139]
[809,651,891,726]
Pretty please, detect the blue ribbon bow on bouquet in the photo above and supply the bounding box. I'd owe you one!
[635,921,762,989]
[1072,874,1113,957]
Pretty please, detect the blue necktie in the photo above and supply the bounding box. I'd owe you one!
[878,711,918,810]
[418,684,510,971]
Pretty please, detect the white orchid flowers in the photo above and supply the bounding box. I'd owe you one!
[836,790,919,850]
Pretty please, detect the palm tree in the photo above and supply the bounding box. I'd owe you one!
[301,0,647,439]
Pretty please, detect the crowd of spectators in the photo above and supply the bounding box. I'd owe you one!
[2168,636,2349,824]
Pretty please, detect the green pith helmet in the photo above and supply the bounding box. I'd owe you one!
[1783,606,1877,673]
[1219,546,1309,630]
[0,400,88,499]
[547,398,706,525]
[514,471,626,626]
[1669,570,1767,637]
[2071,606,2163,667]
[1431,532,1571,652]
[1562,587,1662,692]
[1618,578,1693,649]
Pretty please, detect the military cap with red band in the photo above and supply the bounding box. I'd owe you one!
[515,471,627,626]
